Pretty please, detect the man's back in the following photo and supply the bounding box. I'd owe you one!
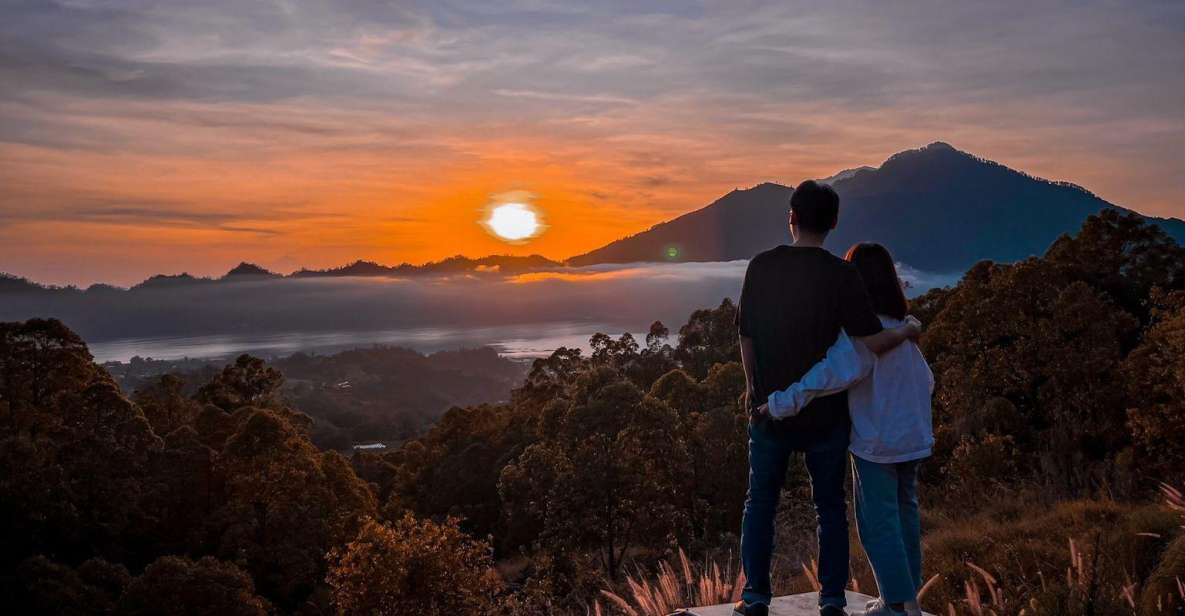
[736,245,883,445]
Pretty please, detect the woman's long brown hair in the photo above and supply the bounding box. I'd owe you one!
[844,242,908,320]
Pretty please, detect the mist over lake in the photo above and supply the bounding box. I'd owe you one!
[3,260,961,362]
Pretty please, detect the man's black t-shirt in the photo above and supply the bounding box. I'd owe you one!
[736,245,884,446]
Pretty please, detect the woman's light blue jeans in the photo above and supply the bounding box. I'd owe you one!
[852,455,924,604]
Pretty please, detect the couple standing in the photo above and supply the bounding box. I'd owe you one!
[733,181,934,616]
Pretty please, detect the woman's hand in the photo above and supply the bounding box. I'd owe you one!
[903,315,924,339]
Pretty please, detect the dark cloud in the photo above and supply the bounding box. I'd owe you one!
[2,197,331,236]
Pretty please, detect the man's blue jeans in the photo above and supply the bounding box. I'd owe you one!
[741,421,850,608]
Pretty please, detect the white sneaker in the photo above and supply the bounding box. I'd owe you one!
[852,599,906,616]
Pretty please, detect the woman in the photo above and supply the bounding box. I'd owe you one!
[757,242,934,616]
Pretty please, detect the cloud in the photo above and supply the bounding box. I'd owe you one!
[2,0,1184,286]
[493,89,640,106]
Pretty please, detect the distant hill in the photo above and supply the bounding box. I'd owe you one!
[0,254,566,294]
[223,262,279,278]
[568,142,1185,272]
[290,254,562,279]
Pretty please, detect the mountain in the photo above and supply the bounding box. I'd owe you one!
[223,262,279,278]
[290,254,563,278]
[568,142,1185,272]
[567,182,796,266]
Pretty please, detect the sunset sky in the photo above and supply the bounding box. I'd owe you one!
[2,1,1183,287]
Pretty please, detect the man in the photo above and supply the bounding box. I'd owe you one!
[734,181,921,616]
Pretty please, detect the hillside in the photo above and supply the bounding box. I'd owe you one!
[569,142,1185,272]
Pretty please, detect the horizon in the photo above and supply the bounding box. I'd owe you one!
[2,143,1176,289]
[3,1,1185,287]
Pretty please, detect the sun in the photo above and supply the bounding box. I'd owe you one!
[485,203,541,242]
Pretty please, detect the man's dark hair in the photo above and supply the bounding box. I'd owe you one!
[789,180,839,234]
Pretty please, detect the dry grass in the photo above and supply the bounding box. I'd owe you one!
[592,486,1185,616]
[595,549,743,616]
[929,486,1185,615]
[1164,482,1185,521]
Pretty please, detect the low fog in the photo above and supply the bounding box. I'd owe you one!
[2,261,960,360]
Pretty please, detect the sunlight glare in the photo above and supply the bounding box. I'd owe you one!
[486,203,540,241]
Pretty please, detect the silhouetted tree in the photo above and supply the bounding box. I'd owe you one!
[134,373,200,437]
[118,555,271,616]
[675,298,740,379]
[12,556,129,616]
[214,408,376,609]
[196,354,284,413]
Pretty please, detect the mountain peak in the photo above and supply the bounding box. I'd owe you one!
[569,142,1185,271]
[224,262,277,278]
[924,141,956,151]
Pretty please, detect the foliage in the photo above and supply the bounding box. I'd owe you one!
[920,211,1185,499]
[1122,292,1185,481]
[133,373,201,437]
[502,367,689,579]
[196,354,285,412]
[13,556,130,616]
[117,556,271,616]
[326,515,501,616]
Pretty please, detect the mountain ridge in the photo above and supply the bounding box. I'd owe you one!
[568,142,1185,272]
[0,254,566,293]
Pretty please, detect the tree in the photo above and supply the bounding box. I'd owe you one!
[675,298,740,379]
[0,318,97,435]
[196,354,285,413]
[645,364,748,545]
[12,556,129,616]
[1045,209,1185,322]
[508,367,689,579]
[922,259,1138,495]
[214,408,376,609]
[133,373,200,437]
[514,346,586,412]
[326,515,501,616]
[1122,293,1185,481]
[646,321,670,350]
[118,555,271,616]
[55,380,163,560]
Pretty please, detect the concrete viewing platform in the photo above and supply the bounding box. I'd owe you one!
[683,592,934,616]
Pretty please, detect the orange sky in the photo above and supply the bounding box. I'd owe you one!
[1,2,1183,287]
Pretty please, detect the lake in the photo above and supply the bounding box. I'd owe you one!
[89,322,646,363]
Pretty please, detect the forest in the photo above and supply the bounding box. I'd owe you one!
[2,210,1184,615]
[104,346,527,451]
